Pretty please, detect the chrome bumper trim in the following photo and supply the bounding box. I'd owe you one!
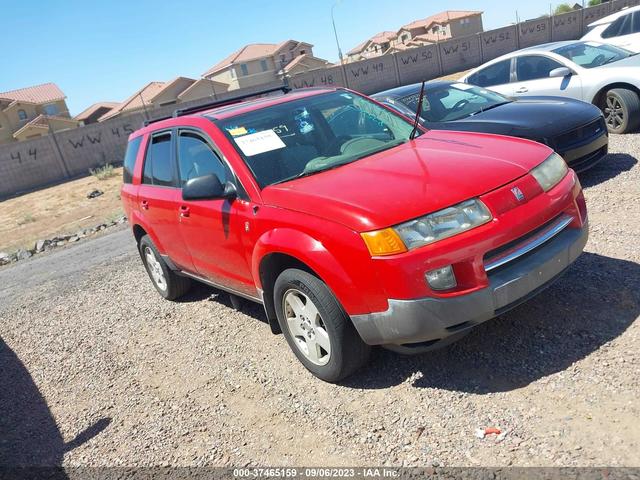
[484,214,573,273]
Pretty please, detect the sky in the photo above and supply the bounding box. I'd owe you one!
[1,0,559,115]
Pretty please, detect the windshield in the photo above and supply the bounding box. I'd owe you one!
[553,42,633,68]
[213,91,416,187]
[399,83,510,122]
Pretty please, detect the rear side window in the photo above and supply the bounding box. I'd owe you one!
[602,13,632,38]
[516,55,564,81]
[467,59,511,87]
[142,132,176,187]
[633,12,640,33]
[123,136,142,184]
[177,131,228,186]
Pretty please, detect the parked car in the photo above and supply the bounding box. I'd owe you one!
[121,86,589,382]
[372,81,608,172]
[582,5,640,53]
[460,41,640,134]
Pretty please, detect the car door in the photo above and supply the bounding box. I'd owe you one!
[465,58,514,96]
[175,129,256,297]
[511,54,584,100]
[137,130,195,272]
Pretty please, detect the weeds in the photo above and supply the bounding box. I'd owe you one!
[17,213,36,226]
[90,164,116,180]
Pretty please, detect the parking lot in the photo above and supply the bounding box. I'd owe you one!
[1,133,639,468]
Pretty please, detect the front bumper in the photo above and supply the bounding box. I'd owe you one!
[557,122,609,173]
[350,221,588,351]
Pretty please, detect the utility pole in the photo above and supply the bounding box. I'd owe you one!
[331,2,344,64]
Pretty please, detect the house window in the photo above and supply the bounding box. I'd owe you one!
[260,59,268,72]
[18,109,28,121]
[240,63,249,76]
[300,50,306,55]
[43,104,59,116]
[432,26,440,33]
[280,54,286,64]
[230,67,236,79]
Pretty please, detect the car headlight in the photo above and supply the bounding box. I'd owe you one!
[361,199,492,255]
[531,153,568,192]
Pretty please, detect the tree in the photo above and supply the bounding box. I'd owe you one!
[588,0,602,6]
[554,3,574,14]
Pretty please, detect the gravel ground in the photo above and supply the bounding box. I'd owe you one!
[1,134,639,468]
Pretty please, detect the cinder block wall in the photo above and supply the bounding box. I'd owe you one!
[1,0,638,199]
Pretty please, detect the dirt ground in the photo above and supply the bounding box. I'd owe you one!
[0,169,124,252]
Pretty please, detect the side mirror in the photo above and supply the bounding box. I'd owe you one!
[549,67,572,78]
[182,175,237,201]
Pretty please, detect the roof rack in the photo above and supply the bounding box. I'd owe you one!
[143,85,291,127]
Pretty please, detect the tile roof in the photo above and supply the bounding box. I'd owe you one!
[12,114,78,138]
[74,102,120,121]
[402,10,482,31]
[0,83,66,104]
[98,81,167,121]
[282,54,330,73]
[347,31,397,55]
[202,40,312,77]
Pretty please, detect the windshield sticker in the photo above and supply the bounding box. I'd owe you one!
[294,108,315,134]
[227,126,248,137]
[234,129,286,156]
[340,93,353,100]
[452,83,474,90]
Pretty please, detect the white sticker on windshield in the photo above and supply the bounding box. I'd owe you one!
[233,129,286,157]
[584,41,601,47]
[452,83,474,90]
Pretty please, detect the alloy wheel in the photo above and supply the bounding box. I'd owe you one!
[604,94,624,132]
[144,246,167,292]
[283,289,331,366]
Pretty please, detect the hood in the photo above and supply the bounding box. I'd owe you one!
[261,130,552,232]
[596,53,640,70]
[433,96,602,140]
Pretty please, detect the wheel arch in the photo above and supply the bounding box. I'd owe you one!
[253,229,363,336]
[591,82,640,107]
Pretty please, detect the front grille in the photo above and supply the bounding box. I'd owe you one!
[554,118,606,152]
[484,214,573,273]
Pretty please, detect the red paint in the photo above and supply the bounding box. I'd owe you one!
[121,88,587,315]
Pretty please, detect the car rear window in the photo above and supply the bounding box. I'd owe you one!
[122,136,142,184]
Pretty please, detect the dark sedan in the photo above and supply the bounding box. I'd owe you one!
[372,81,609,172]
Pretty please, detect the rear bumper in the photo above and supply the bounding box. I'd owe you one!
[350,221,588,350]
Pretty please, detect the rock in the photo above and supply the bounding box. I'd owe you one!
[0,252,11,265]
[117,215,127,224]
[16,249,33,261]
[69,236,80,243]
[87,189,104,199]
[56,241,66,247]
[35,239,48,252]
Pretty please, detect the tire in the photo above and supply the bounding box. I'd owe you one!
[602,88,640,134]
[274,268,370,382]
[139,235,191,300]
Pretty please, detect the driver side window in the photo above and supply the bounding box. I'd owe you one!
[516,55,563,81]
[177,131,228,187]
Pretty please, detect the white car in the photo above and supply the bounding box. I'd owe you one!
[461,41,640,133]
[582,6,640,53]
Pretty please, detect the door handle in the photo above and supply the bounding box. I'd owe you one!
[141,200,149,210]
[516,87,528,93]
[179,205,190,218]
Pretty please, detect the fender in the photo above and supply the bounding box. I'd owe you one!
[251,228,375,315]
[128,210,167,255]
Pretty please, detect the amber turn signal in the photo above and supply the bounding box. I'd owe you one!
[361,228,408,256]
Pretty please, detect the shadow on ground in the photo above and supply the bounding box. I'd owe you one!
[579,153,637,188]
[342,252,639,392]
[0,337,111,474]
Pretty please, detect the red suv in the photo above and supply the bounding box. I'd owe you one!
[121,86,588,382]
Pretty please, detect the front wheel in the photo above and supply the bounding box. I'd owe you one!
[602,88,640,134]
[274,269,370,382]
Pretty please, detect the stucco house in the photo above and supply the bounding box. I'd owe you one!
[0,83,79,144]
[202,40,330,90]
